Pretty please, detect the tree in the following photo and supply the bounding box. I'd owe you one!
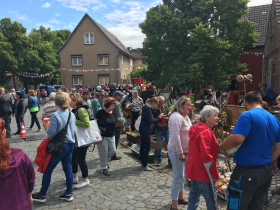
[0,18,38,88]
[129,63,147,79]
[139,0,259,90]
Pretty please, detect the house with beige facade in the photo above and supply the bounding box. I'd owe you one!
[56,13,134,87]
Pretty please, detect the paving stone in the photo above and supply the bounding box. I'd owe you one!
[109,202,121,209]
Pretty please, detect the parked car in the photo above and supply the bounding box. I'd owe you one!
[39,86,54,96]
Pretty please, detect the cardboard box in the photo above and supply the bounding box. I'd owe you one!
[126,132,141,143]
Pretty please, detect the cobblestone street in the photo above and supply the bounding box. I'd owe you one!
[7,107,280,210]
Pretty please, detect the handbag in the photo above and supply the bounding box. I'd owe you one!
[47,111,71,157]
[135,115,142,131]
[75,120,102,147]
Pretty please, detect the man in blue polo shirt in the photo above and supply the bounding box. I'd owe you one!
[21,88,26,99]
[219,91,280,210]
[260,83,274,102]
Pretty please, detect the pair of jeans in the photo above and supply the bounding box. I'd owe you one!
[140,133,151,167]
[71,146,89,178]
[227,164,272,210]
[40,143,74,196]
[155,129,170,163]
[15,114,24,133]
[131,111,140,132]
[97,136,116,169]
[188,180,218,210]
[1,115,11,135]
[30,111,41,129]
[169,149,187,200]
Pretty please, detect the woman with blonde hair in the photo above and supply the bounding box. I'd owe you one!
[26,90,41,132]
[95,97,118,176]
[139,97,164,171]
[69,93,91,189]
[168,96,192,210]
[32,92,76,203]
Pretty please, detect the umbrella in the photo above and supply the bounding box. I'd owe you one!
[204,161,219,210]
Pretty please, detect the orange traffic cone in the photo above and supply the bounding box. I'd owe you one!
[19,122,27,138]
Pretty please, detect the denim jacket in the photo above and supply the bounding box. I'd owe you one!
[27,96,40,109]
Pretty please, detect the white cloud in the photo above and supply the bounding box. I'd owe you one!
[92,2,107,11]
[49,19,61,24]
[248,0,272,6]
[57,0,100,12]
[65,22,77,29]
[9,10,31,23]
[54,13,61,16]
[103,0,161,48]
[42,2,51,8]
[110,0,120,3]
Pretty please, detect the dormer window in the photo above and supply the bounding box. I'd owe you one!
[84,33,94,44]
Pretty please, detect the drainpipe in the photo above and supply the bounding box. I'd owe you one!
[262,53,265,83]
[115,52,124,85]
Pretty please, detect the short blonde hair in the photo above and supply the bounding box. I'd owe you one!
[28,90,35,97]
[277,95,280,102]
[69,93,82,106]
[55,92,70,110]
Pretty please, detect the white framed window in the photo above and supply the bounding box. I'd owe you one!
[73,76,83,86]
[84,33,94,44]
[98,55,109,65]
[98,75,109,85]
[72,56,83,66]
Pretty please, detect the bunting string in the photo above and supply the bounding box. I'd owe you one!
[244,52,264,56]
[16,67,143,78]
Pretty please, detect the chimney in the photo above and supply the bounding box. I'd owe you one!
[142,38,147,48]
[127,47,132,51]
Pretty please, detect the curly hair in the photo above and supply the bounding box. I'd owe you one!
[104,97,116,108]
[0,119,11,179]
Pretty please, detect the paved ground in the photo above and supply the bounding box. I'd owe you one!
[8,106,280,210]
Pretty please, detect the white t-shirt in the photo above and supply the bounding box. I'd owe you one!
[97,85,102,91]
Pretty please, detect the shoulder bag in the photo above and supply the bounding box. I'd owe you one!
[47,111,71,157]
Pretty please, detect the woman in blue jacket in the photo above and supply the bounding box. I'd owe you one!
[139,97,163,171]
[26,90,41,132]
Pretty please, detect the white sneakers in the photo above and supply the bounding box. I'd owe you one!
[141,165,153,171]
[75,180,90,189]
[64,177,79,184]
[37,129,42,132]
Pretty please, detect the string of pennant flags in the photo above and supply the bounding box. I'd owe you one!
[244,52,264,56]
[17,67,144,78]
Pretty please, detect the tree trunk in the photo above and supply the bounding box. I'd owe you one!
[12,71,16,89]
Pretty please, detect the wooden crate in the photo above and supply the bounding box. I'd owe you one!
[126,132,141,143]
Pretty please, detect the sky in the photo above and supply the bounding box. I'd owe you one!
[0,0,273,48]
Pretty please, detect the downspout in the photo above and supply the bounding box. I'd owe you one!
[115,51,124,85]
[262,53,265,83]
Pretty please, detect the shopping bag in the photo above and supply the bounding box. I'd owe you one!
[75,120,102,147]
[135,115,142,131]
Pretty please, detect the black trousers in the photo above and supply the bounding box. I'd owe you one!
[227,164,272,210]
[30,111,41,129]
[131,111,140,132]
[71,146,89,178]
[1,115,11,135]
[114,127,121,150]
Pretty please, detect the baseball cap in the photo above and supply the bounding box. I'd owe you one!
[114,91,124,97]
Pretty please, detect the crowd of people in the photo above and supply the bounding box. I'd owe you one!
[1,83,280,210]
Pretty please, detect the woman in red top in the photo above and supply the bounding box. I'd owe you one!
[186,105,220,210]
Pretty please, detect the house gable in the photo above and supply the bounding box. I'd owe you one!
[56,13,131,56]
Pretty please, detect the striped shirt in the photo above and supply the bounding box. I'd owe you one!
[132,97,143,112]
[42,101,58,118]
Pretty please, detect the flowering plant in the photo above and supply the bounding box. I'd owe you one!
[187,93,195,103]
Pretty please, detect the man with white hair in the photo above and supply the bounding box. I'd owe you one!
[153,96,171,167]
[42,92,58,121]
[9,88,16,104]
[0,87,12,138]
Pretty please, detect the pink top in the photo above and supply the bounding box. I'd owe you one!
[168,112,192,154]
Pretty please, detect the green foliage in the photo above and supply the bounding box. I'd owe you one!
[0,18,71,88]
[139,0,259,90]
[129,63,147,80]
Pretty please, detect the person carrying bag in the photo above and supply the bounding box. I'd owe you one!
[32,92,76,203]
